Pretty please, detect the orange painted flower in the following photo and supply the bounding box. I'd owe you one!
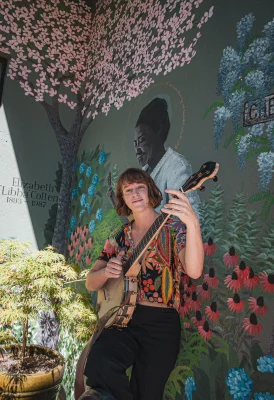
[242,313,262,335]
[86,254,92,265]
[191,310,205,328]
[205,302,220,322]
[227,293,244,312]
[203,237,217,256]
[223,246,239,268]
[180,297,191,317]
[235,261,250,281]
[260,272,274,293]
[224,271,242,292]
[248,296,267,316]
[198,320,212,341]
[188,292,201,312]
[185,279,196,294]
[204,268,219,288]
[244,268,260,289]
[197,282,211,301]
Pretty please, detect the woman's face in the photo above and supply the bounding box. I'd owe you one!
[134,123,157,168]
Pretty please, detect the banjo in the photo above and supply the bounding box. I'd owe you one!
[96,161,219,328]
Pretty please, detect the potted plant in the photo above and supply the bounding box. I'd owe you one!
[0,239,96,399]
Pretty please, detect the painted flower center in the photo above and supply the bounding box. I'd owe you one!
[257,296,264,307]
[192,292,198,301]
[250,313,258,325]
[233,293,240,303]
[196,311,202,321]
[268,274,274,284]
[202,282,209,291]
[249,268,255,278]
[209,268,215,278]
[211,302,217,312]
[229,246,236,256]
[203,321,209,332]
[239,261,246,270]
[232,271,238,280]
[208,237,213,245]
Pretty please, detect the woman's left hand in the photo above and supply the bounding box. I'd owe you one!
[161,189,198,226]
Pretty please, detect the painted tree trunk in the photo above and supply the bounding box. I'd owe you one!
[52,138,77,254]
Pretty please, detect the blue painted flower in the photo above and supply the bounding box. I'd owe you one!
[85,203,91,214]
[78,179,83,189]
[254,393,274,400]
[70,216,76,229]
[86,166,92,177]
[79,209,85,219]
[92,174,99,186]
[257,152,274,191]
[79,162,86,174]
[237,134,251,170]
[88,184,95,197]
[98,151,107,164]
[72,188,78,200]
[74,161,78,172]
[266,121,274,151]
[96,208,103,221]
[185,377,196,400]
[213,106,232,149]
[89,220,96,233]
[236,13,255,51]
[80,193,87,207]
[257,355,274,373]
[67,229,72,239]
[217,47,241,95]
[226,368,253,400]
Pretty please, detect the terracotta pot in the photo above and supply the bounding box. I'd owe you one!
[0,344,65,399]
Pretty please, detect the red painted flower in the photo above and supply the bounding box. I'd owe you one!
[83,224,89,235]
[248,296,267,316]
[69,248,74,258]
[197,282,211,301]
[188,292,201,312]
[143,278,155,293]
[242,313,262,335]
[244,268,260,289]
[205,302,220,322]
[79,242,85,254]
[180,272,190,285]
[260,272,274,293]
[76,250,81,261]
[191,310,205,328]
[235,261,250,281]
[185,279,196,294]
[198,320,212,341]
[204,268,219,288]
[180,297,191,317]
[227,293,244,312]
[86,253,92,265]
[103,239,116,257]
[85,237,93,250]
[203,237,217,256]
[224,271,242,292]
[73,238,80,248]
[223,246,239,268]
[184,322,191,328]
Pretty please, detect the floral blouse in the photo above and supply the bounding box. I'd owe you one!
[98,217,186,312]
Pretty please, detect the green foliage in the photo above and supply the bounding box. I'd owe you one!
[44,162,63,246]
[59,328,84,400]
[202,100,225,120]
[164,322,209,399]
[0,240,97,362]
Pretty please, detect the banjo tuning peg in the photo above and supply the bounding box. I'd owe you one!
[213,176,218,182]
[199,185,206,192]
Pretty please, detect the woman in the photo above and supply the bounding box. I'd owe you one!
[82,168,204,400]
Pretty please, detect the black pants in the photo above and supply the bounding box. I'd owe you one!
[84,304,181,400]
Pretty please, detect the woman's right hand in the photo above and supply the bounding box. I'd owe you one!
[104,251,125,279]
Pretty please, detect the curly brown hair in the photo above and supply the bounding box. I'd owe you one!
[115,168,162,216]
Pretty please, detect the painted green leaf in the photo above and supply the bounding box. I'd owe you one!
[202,100,225,120]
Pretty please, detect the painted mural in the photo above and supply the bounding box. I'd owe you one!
[1,0,274,399]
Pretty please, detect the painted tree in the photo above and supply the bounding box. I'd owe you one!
[0,0,214,254]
